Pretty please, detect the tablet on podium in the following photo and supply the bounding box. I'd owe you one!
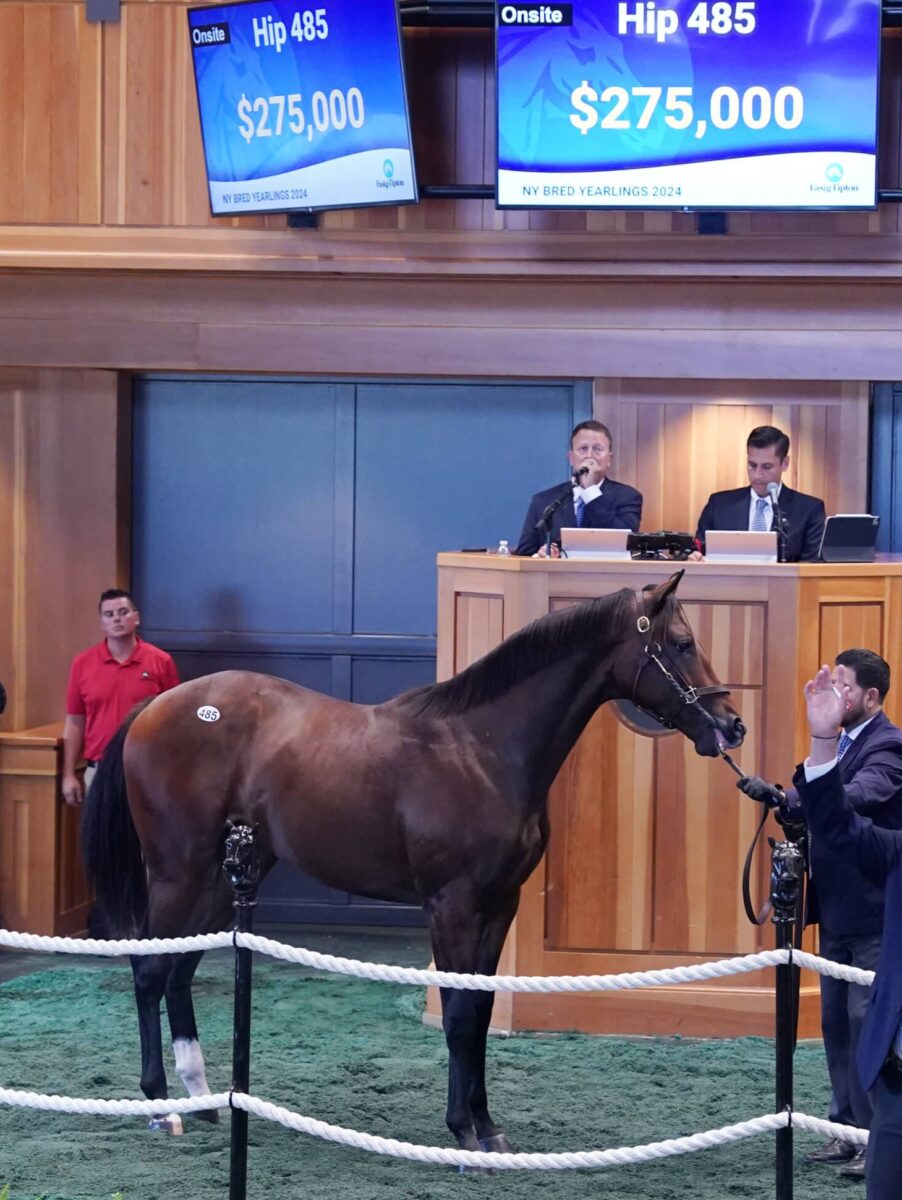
[705,530,778,564]
[560,528,632,561]
[818,515,880,563]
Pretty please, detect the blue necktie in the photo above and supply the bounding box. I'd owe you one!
[837,731,853,761]
[574,496,585,527]
[752,497,769,531]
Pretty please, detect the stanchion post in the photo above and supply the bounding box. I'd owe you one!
[223,823,262,1200]
[771,838,804,1200]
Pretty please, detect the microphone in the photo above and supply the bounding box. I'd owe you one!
[572,465,590,481]
[767,482,787,562]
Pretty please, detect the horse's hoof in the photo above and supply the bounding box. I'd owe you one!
[479,1133,513,1154]
[191,1107,220,1125]
[451,1128,492,1173]
[148,1113,184,1136]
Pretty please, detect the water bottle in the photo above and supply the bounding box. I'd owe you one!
[497,539,511,557]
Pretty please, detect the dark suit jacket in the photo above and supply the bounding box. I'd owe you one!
[515,479,643,557]
[794,763,902,1090]
[784,712,902,936]
[694,485,826,562]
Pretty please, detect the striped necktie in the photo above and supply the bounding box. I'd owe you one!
[752,497,768,531]
[574,496,585,527]
[837,731,853,761]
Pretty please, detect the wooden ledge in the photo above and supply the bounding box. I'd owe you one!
[0,722,64,748]
[3,226,902,281]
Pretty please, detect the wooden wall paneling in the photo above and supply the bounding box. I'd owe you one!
[595,380,870,537]
[452,33,490,234]
[885,575,902,726]
[0,268,900,386]
[380,30,449,233]
[0,3,102,224]
[0,1,898,240]
[101,2,271,229]
[58,800,92,927]
[0,369,125,730]
[0,378,23,730]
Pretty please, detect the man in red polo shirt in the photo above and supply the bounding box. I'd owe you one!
[61,589,180,805]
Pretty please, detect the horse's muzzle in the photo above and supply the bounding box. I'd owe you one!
[716,716,746,751]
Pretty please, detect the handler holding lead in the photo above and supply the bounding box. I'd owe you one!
[791,666,902,1196]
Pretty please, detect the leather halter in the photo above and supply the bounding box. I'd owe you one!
[630,609,731,731]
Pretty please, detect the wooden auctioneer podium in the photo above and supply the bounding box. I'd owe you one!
[426,552,902,1038]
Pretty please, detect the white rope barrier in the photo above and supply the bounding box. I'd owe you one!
[231,1098,791,1168]
[0,928,793,990]
[0,926,876,990]
[236,935,794,992]
[0,1086,230,1118]
[0,929,234,957]
[0,924,873,1175]
[791,949,875,988]
[0,1083,866,1168]
[793,1114,869,1148]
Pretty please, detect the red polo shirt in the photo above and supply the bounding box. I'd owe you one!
[65,637,180,760]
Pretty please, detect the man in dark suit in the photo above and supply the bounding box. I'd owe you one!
[743,649,902,1179]
[694,425,826,562]
[794,663,902,1196]
[515,420,642,556]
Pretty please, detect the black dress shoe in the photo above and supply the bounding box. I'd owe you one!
[839,1148,867,1179]
[804,1137,857,1164]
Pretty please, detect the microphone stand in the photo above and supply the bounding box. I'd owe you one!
[535,480,574,557]
[770,492,789,563]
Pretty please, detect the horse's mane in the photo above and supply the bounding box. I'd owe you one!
[394,586,677,719]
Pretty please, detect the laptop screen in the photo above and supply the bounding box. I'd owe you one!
[560,528,631,560]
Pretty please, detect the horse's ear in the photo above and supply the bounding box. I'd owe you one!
[642,570,684,617]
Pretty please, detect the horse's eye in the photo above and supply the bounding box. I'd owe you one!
[676,640,694,655]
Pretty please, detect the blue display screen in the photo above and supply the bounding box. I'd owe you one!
[495,0,881,209]
[188,0,417,213]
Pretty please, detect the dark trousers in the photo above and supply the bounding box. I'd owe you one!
[867,1066,902,1199]
[819,928,882,1130]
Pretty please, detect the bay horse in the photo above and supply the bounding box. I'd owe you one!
[82,571,744,1148]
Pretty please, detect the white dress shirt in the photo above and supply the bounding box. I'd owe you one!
[573,481,603,507]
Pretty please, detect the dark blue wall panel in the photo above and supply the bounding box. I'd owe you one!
[172,651,334,696]
[132,379,346,634]
[351,656,437,705]
[871,383,902,552]
[353,381,589,634]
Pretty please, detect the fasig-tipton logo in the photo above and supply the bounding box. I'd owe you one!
[191,21,231,47]
[498,3,573,26]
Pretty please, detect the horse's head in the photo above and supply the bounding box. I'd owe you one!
[625,571,746,757]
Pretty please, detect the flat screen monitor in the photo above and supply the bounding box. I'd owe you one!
[188,0,418,214]
[495,0,881,210]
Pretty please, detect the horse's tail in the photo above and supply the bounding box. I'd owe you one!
[81,698,155,937]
